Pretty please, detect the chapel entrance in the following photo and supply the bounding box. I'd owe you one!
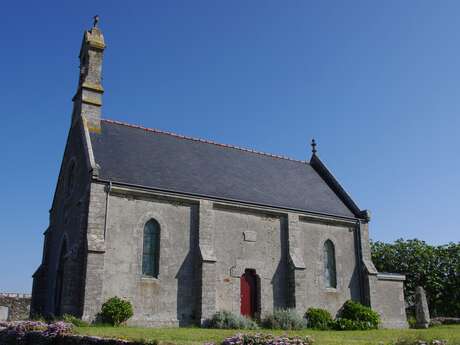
[240,269,258,318]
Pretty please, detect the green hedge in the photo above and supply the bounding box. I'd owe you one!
[304,301,380,331]
[339,300,380,329]
[305,308,333,330]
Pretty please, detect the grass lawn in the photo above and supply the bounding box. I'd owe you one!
[75,325,460,345]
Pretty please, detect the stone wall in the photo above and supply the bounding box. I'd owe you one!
[370,273,408,328]
[31,118,92,318]
[0,293,31,321]
[90,188,201,326]
[213,205,287,317]
[298,219,361,317]
[81,185,408,328]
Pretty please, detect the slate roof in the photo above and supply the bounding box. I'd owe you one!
[89,119,356,218]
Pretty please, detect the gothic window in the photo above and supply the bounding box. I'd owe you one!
[324,239,337,288]
[142,219,160,277]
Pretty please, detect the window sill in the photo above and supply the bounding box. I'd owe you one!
[140,275,160,282]
[325,287,338,293]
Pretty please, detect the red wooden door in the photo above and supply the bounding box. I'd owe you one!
[240,270,257,317]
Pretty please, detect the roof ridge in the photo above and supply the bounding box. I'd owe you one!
[101,118,308,164]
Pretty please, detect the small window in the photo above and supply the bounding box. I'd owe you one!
[142,219,160,277]
[324,240,337,288]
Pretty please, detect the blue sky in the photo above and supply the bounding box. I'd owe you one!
[0,1,458,293]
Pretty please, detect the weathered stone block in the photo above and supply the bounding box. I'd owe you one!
[415,286,430,329]
[0,306,8,321]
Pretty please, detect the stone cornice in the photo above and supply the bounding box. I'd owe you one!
[99,180,359,226]
[82,82,104,93]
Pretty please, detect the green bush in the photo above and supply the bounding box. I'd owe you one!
[205,310,259,329]
[100,296,134,326]
[338,300,380,330]
[305,308,333,330]
[371,239,460,317]
[261,309,307,330]
[62,314,90,327]
[332,318,372,330]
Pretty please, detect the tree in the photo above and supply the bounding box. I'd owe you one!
[371,239,459,317]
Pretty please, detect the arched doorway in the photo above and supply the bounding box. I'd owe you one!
[240,269,258,317]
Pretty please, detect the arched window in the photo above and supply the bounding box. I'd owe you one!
[324,240,337,288]
[142,219,160,277]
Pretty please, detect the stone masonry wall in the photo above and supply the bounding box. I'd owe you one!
[81,184,407,328]
[96,190,200,326]
[371,274,408,328]
[0,293,31,321]
[298,220,361,317]
[213,205,288,317]
[32,119,92,318]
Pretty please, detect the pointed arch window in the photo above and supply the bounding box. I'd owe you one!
[324,240,337,288]
[142,219,160,277]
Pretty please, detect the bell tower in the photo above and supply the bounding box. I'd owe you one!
[72,15,106,132]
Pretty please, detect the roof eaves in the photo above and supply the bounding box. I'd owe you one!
[310,153,366,219]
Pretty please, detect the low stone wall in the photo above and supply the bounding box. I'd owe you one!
[431,317,460,325]
[0,293,31,321]
[370,273,408,328]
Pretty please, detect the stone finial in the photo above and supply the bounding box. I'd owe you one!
[311,138,317,155]
[415,286,430,328]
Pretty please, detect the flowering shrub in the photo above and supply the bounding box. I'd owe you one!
[204,311,259,329]
[261,309,307,330]
[0,320,72,339]
[43,321,73,337]
[393,340,447,345]
[218,333,314,345]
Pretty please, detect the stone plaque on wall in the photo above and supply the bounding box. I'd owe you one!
[243,231,257,242]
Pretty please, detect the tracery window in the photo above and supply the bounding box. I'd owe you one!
[324,239,337,288]
[142,219,160,277]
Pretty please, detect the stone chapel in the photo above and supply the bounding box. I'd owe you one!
[31,20,408,328]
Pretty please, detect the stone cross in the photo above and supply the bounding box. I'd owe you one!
[93,15,100,28]
[415,286,430,328]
